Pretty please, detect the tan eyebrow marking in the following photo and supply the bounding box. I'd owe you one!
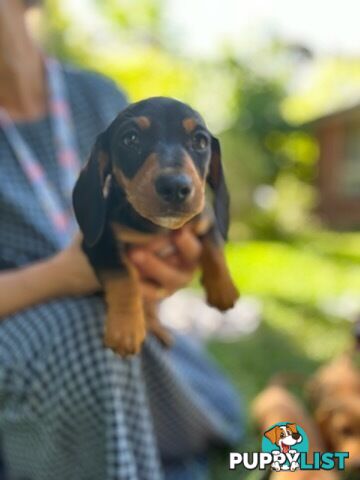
[182,118,198,133]
[135,116,151,129]
[98,152,109,182]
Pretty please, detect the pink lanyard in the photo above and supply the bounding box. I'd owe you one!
[0,57,81,248]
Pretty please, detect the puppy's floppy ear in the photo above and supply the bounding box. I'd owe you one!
[264,426,279,445]
[73,131,111,247]
[207,136,230,241]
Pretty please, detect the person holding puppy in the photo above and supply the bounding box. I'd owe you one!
[0,1,241,479]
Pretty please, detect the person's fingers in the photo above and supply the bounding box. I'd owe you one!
[139,280,170,302]
[129,229,201,267]
[130,250,193,290]
[138,235,171,254]
[160,253,181,268]
[129,236,176,260]
[129,246,181,270]
[171,227,202,267]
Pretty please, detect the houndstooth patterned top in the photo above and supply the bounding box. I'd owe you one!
[0,64,242,480]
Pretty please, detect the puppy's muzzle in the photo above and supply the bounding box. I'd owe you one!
[155,173,194,205]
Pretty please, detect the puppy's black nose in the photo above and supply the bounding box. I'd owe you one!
[155,174,193,204]
[292,432,300,440]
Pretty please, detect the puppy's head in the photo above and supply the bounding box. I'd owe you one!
[73,97,229,247]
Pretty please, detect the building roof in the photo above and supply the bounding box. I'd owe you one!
[306,102,360,126]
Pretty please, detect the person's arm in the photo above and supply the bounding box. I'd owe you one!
[0,227,201,319]
[0,258,77,317]
[0,236,100,318]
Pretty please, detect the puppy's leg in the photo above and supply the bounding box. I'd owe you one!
[84,228,145,356]
[100,261,146,356]
[199,227,239,311]
[144,301,172,347]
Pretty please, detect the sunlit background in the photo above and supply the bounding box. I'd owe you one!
[28,1,360,477]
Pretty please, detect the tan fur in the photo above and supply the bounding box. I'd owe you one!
[189,214,212,236]
[308,354,360,469]
[182,117,197,133]
[199,235,239,311]
[271,469,339,480]
[100,261,145,356]
[98,151,109,183]
[111,222,160,245]
[135,116,151,130]
[113,152,205,228]
[109,223,172,347]
[182,152,205,206]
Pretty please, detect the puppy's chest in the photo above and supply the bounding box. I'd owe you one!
[111,223,163,249]
[110,210,213,253]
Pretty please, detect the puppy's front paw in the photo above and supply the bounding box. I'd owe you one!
[203,275,239,311]
[104,309,146,356]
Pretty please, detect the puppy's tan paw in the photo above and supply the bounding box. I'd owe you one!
[104,310,146,356]
[203,277,239,311]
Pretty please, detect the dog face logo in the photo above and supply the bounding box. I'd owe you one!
[265,423,303,454]
[262,422,308,472]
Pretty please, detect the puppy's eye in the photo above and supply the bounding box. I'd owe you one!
[280,432,285,438]
[191,132,209,151]
[122,130,140,148]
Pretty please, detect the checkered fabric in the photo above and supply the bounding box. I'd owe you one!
[0,64,242,480]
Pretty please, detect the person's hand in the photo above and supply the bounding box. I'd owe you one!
[128,225,202,302]
[52,233,101,296]
[53,226,202,300]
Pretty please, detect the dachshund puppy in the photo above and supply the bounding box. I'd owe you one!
[73,97,239,356]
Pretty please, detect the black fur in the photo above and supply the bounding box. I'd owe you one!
[73,97,231,272]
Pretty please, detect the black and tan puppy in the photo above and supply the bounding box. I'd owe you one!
[73,96,239,355]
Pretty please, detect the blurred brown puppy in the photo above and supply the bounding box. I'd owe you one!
[308,354,360,471]
[252,383,339,480]
[253,354,360,478]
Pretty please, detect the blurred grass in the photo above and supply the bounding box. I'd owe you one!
[207,231,360,479]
